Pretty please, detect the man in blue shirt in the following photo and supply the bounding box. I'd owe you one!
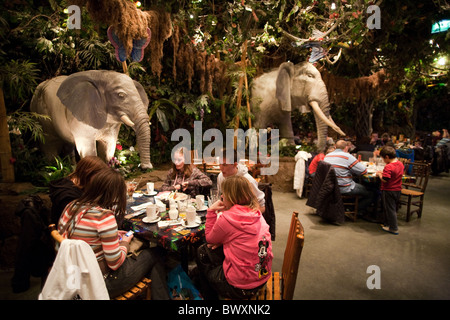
[324,140,374,217]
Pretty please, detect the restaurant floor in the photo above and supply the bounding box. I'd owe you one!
[1,172,450,300]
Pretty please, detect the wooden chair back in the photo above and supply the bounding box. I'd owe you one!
[403,161,431,192]
[281,211,305,300]
[49,224,64,244]
[234,212,304,300]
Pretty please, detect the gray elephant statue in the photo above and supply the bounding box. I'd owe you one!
[251,61,345,151]
[30,70,153,169]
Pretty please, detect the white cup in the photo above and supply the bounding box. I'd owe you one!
[146,204,160,220]
[186,206,197,226]
[169,208,178,220]
[195,195,205,210]
[146,182,154,194]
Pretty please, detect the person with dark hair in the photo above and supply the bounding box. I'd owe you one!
[370,132,382,148]
[161,147,212,197]
[196,175,273,299]
[57,167,170,299]
[49,156,109,224]
[380,132,391,146]
[376,146,404,235]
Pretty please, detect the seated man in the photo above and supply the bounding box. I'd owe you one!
[324,140,375,218]
[217,149,266,214]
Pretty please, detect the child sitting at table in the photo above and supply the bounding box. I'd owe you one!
[195,175,273,299]
[161,147,212,197]
[376,146,404,235]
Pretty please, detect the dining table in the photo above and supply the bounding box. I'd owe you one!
[122,190,207,271]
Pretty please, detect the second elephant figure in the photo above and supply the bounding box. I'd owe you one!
[252,61,345,151]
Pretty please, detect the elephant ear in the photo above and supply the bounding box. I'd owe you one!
[133,80,149,110]
[276,62,294,112]
[57,74,107,129]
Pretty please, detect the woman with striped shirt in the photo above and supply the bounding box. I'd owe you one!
[58,167,169,299]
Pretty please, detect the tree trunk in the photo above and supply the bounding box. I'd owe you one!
[355,101,373,140]
[0,87,15,182]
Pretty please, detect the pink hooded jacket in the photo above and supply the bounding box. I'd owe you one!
[205,204,273,289]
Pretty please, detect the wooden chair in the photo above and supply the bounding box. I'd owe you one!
[252,212,304,300]
[341,194,360,221]
[399,161,431,222]
[303,176,313,198]
[48,224,152,300]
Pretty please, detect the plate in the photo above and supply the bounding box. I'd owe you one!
[142,216,161,224]
[173,193,189,201]
[196,206,208,212]
[143,191,158,196]
[156,191,189,201]
[185,221,200,228]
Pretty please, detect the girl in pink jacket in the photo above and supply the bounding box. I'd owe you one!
[196,175,273,299]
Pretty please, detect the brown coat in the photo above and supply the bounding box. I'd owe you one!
[161,166,212,197]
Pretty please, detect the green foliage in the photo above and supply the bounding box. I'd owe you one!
[0,0,446,184]
[7,110,49,143]
[0,60,40,110]
[9,133,47,185]
[39,156,74,185]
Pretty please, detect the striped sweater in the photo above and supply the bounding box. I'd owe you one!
[324,149,368,193]
[58,201,128,271]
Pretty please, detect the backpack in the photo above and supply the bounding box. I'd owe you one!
[11,195,56,293]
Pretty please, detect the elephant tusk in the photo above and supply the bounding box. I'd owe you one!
[120,115,135,128]
[309,101,345,136]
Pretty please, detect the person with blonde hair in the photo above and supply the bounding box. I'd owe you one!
[195,175,273,299]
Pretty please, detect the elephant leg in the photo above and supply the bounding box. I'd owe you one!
[97,139,117,164]
[74,137,97,159]
[97,124,121,164]
[278,111,295,144]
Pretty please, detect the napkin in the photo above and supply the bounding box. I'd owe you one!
[130,202,153,211]
[158,220,182,228]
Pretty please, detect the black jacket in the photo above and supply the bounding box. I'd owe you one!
[258,183,276,241]
[306,161,345,225]
[49,177,83,224]
[11,195,55,293]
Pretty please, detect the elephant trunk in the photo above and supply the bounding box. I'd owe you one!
[127,109,153,170]
[313,106,331,152]
[310,99,345,152]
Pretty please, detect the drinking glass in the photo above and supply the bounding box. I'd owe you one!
[210,188,220,204]
[126,181,138,203]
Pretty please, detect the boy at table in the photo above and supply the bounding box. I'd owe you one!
[376,146,404,235]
